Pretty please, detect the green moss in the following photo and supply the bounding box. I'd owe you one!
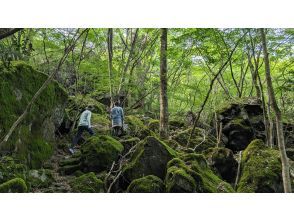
[165,155,234,193]
[70,172,104,193]
[0,178,28,193]
[0,61,67,166]
[125,115,154,139]
[0,156,27,184]
[127,175,164,193]
[165,158,198,192]
[237,139,283,193]
[91,114,110,135]
[81,135,124,172]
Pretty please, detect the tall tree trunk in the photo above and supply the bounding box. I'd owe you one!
[260,28,291,193]
[107,28,114,107]
[159,28,169,138]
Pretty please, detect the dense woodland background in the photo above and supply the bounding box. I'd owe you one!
[0,28,293,193]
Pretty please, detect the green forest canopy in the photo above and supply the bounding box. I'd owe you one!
[0,28,293,122]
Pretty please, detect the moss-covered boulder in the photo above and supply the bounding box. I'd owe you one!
[0,156,27,184]
[70,172,104,193]
[125,116,154,139]
[237,139,283,193]
[81,135,124,172]
[204,147,238,183]
[165,154,234,193]
[121,136,177,188]
[127,175,164,193]
[0,62,68,168]
[0,178,28,193]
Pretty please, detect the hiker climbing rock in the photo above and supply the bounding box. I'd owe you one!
[110,101,124,136]
[70,106,95,154]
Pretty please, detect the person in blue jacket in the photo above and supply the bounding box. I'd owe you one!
[69,106,94,154]
[111,101,124,136]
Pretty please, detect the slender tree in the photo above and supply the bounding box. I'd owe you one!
[107,28,114,106]
[260,28,292,193]
[159,28,169,138]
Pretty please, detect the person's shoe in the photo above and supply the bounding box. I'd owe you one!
[68,147,75,155]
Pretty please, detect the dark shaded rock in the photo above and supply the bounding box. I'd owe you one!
[237,139,283,193]
[121,136,177,189]
[127,175,164,193]
[0,156,27,184]
[204,147,238,183]
[217,98,266,151]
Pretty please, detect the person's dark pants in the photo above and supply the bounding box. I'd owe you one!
[72,126,94,147]
[112,126,123,137]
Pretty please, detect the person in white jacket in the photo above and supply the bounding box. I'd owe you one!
[70,106,94,154]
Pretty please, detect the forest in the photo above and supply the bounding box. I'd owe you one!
[0,28,293,193]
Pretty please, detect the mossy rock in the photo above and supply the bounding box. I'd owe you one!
[70,172,104,193]
[165,154,234,193]
[0,156,27,184]
[127,175,164,193]
[165,158,197,193]
[237,139,283,193]
[81,135,124,172]
[121,136,177,188]
[125,115,154,139]
[204,147,238,183]
[0,61,68,167]
[27,169,55,189]
[0,178,28,193]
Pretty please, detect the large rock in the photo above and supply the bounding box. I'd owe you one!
[81,135,124,172]
[0,62,68,168]
[204,147,238,183]
[127,175,164,193]
[237,139,283,193]
[121,136,177,188]
[217,98,266,151]
[165,154,234,193]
